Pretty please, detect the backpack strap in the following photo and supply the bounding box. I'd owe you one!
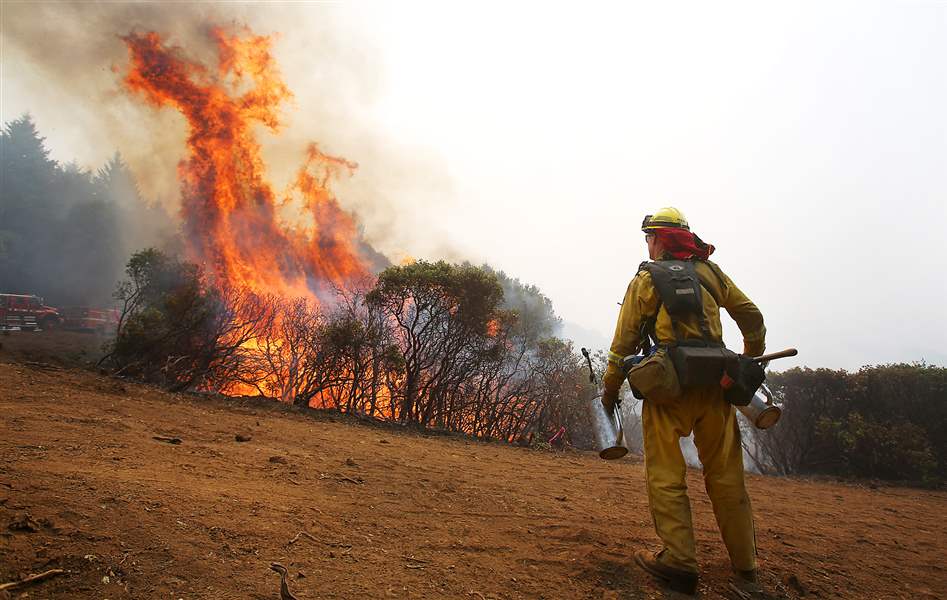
[635,262,662,353]
[695,259,725,308]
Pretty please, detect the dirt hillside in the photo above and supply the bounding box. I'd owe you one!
[1,360,945,599]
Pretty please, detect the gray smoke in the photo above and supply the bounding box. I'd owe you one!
[2,1,456,261]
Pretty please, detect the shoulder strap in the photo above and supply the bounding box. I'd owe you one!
[694,260,725,308]
[635,261,661,353]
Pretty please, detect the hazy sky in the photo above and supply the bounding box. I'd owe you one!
[3,2,946,370]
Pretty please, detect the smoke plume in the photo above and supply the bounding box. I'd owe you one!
[2,2,455,263]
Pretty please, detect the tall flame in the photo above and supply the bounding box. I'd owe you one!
[122,27,371,301]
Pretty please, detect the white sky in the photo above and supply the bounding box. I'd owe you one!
[3,1,946,370]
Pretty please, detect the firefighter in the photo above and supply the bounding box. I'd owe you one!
[601,207,766,595]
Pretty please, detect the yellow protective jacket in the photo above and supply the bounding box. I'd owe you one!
[602,259,766,402]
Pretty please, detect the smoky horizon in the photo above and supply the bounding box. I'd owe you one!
[3,1,946,371]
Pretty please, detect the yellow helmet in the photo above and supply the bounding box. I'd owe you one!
[641,207,689,232]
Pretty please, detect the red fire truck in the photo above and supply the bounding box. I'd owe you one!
[60,306,120,334]
[0,294,63,331]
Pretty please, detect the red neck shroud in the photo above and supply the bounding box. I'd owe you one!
[654,228,715,260]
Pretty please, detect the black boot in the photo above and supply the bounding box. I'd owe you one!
[634,549,699,595]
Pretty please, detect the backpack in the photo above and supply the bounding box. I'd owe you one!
[639,260,763,405]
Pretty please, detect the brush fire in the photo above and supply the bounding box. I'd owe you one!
[3,8,946,600]
[122,28,372,303]
[68,25,592,450]
[114,27,386,403]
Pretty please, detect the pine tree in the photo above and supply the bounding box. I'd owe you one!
[93,150,179,282]
[95,152,143,209]
[0,114,61,292]
[1,116,178,306]
[1,114,59,227]
[1,114,56,171]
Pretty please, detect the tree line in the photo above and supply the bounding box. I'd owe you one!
[99,248,597,447]
[744,364,946,486]
[3,115,943,485]
[1,114,596,446]
[104,246,946,486]
[1,114,176,307]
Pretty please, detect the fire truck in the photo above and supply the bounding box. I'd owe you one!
[0,294,63,331]
[60,306,120,334]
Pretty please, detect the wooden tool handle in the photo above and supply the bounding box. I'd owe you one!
[755,348,797,363]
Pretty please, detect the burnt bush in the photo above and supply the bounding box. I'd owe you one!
[101,249,272,391]
[100,254,599,448]
[365,260,596,446]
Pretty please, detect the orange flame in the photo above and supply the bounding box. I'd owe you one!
[122,27,371,302]
[486,318,500,337]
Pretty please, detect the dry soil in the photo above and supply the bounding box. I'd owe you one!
[1,337,945,599]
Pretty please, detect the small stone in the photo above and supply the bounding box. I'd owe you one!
[269,456,287,464]
[235,434,252,442]
[152,436,182,445]
[345,457,358,467]
[8,512,40,532]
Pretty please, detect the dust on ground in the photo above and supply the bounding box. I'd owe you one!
[1,347,945,599]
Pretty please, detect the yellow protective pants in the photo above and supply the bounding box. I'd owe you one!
[641,386,756,574]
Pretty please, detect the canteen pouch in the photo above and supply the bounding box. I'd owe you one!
[722,354,766,406]
[626,348,681,405]
[670,345,732,388]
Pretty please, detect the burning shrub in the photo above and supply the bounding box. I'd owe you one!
[315,288,403,415]
[235,297,329,404]
[362,260,597,446]
[366,260,506,425]
[102,249,273,391]
[100,252,599,449]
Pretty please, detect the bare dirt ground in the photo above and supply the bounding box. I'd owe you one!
[1,338,945,599]
[0,329,106,368]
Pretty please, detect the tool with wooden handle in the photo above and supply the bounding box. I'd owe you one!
[753,348,798,363]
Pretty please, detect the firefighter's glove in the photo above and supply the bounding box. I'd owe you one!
[601,392,620,413]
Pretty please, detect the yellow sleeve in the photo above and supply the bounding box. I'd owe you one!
[706,261,766,357]
[602,272,660,401]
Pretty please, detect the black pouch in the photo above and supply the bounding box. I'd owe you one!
[722,354,766,406]
[670,344,733,388]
